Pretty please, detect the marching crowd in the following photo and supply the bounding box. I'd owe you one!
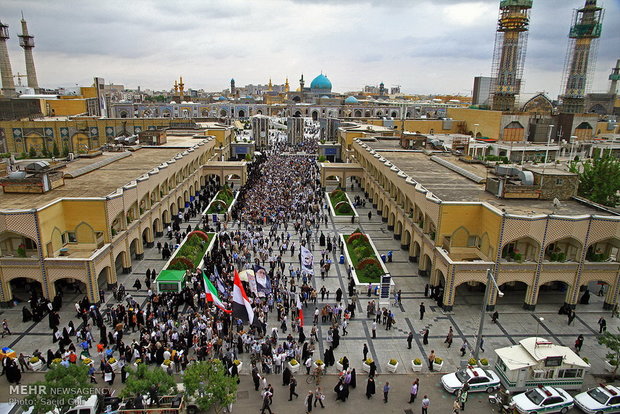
[6,136,421,412]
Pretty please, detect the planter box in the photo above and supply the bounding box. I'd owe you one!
[161,362,174,371]
[411,361,423,372]
[313,362,325,372]
[325,191,359,223]
[386,362,399,373]
[362,362,371,373]
[478,361,490,369]
[30,360,44,371]
[203,190,239,221]
[234,361,243,372]
[158,232,217,293]
[605,361,618,373]
[288,362,300,373]
[109,361,119,372]
[433,361,444,372]
[335,361,344,371]
[340,233,394,289]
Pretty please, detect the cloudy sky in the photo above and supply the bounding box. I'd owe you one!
[2,0,619,97]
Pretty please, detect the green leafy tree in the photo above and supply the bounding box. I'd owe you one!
[599,328,620,379]
[29,146,37,158]
[182,360,237,414]
[53,141,60,157]
[569,155,620,207]
[62,144,70,157]
[25,364,91,414]
[120,364,176,398]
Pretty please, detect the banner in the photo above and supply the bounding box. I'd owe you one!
[253,265,272,297]
[300,245,314,275]
[239,269,258,295]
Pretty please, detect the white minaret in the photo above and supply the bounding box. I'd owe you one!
[18,14,38,90]
[0,20,16,97]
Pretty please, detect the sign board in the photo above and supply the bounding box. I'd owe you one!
[212,214,218,223]
[380,274,391,303]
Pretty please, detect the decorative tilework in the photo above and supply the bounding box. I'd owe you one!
[501,217,546,247]
[544,218,589,247]
[585,219,620,245]
[4,212,39,240]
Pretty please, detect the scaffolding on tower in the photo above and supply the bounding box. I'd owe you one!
[559,0,604,114]
[489,0,533,113]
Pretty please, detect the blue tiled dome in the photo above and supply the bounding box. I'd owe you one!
[310,74,332,90]
[345,96,359,104]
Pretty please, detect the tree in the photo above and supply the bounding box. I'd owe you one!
[182,360,237,414]
[599,329,620,379]
[120,364,176,398]
[25,364,91,414]
[53,141,60,157]
[569,155,620,207]
[62,144,70,157]
[29,146,37,158]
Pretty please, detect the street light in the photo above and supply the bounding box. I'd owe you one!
[569,136,577,161]
[540,124,554,189]
[473,269,504,360]
[535,317,544,341]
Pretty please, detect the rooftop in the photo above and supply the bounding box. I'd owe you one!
[0,141,197,210]
[361,140,606,216]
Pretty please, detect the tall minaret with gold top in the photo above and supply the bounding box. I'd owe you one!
[178,76,185,101]
[284,77,290,93]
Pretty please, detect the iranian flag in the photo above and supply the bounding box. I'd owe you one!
[233,269,254,324]
[203,272,231,313]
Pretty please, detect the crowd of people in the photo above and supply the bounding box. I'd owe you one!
[8,133,390,410]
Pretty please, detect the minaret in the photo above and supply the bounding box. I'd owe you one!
[490,0,533,112]
[560,0,604,114]
[179,76,185,101]
[284,77,289,93]
[379,82,385,96]
[230,78,236,97]
[268,78,273,91]
[18,14,38,90]
[0,20,16,97]
[609,59,620,95]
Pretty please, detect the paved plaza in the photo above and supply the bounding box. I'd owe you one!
[0,181,614,413]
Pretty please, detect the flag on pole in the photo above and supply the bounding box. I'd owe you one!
[296,293,304,327]
[213,266,228,299]
[203,272,231,313]
[233,269,254,324]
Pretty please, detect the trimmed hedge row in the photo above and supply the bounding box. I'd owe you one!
[329,189,354,216]
[345,230,383,282]
[167,231,214,271]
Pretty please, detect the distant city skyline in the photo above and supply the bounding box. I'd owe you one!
[2,0,619,97]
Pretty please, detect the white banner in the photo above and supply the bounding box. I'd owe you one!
[300,245,314,275]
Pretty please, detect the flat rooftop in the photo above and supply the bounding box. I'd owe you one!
[0,147,184,210]
[363,141,606,216]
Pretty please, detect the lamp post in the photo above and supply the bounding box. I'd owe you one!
[535,316,544,341]
[540,124,554,189]
[473,269,504,360]
[569,136,577,161]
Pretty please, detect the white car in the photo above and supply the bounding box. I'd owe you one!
[512,386,574,414]
[441,367,501,394]
[574,384,620,414]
